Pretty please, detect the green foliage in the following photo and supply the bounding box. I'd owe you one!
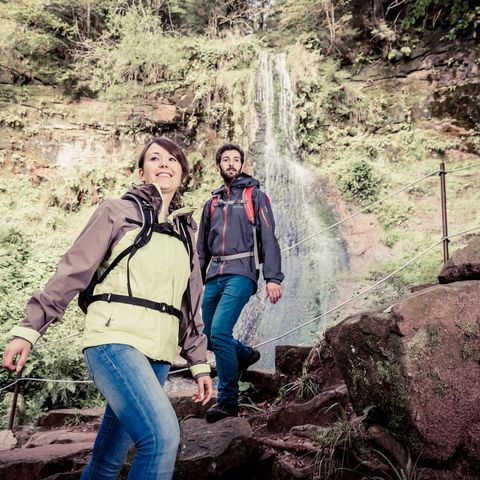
[286,47,388,156]
[0,175,100,424]
[313,406,368,479]
[269,0,354,53]
[376,201,415,229]
[48,159,134,212]
[337,160,384,205]
[71,6,259,142]
[400,0,479,40]
[0,0,114,82]
[371,449,424,480]
[279,373,322,401]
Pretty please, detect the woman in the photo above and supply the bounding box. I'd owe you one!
[2,137,213,480]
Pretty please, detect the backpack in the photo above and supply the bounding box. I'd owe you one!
[78,193,193,318]
[209,185,261,269]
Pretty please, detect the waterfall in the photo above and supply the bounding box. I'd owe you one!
[234,52,347,369]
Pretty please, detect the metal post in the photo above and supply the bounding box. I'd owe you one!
[439,162,449,262]
[7,370,22,432]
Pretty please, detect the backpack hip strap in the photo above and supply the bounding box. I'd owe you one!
[212,251,255,262]
[87,293,182,320]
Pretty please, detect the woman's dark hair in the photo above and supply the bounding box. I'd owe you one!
[138,136,189,210]
[138,136,189,182]
[215,143,245,165]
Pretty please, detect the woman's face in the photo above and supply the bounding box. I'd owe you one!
[139,143,183,194]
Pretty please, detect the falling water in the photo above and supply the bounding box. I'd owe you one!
[234,52,347,369]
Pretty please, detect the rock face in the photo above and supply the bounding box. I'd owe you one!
[438,235,480,283]
[175,417,257,479]
[275,345,312,379]
[326,280,480,463]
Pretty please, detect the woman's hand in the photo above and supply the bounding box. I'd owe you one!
[192,374,213,405]
[2,338,32,373]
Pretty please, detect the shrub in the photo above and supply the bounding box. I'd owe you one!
[337,159,384,205]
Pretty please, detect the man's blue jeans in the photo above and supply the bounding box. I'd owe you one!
[81,344,179,480]
[202,274,254,407]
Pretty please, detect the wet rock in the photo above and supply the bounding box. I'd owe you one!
[273,456,313,479]
[0,67,16,84]
[243,368,278,398]
[304,339,346,392]
[410,282,437,293]
[128,102,180,126]
[24,430,96,448]
[275,345,312,381]
[175,417,257,479]
[266,384,349,432]
[38,408,104,428]
[438,235,480,284]
[326,281,480,463]
[290,423,327,441]
[366,425,408,467]
[0,442,92,480]
[169,388,216,419]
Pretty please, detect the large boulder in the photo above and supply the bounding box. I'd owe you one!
[326,281,480,464]
[175,417,257,479]
[438,235,480,283]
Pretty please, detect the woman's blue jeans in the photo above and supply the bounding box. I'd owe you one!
[81,344,180,480]
[202,274,254,408]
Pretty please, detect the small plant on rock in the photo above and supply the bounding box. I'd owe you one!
[371,449,424,480]
[278,372,322,402]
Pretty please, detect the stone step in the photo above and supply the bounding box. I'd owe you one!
[0,442,92,480]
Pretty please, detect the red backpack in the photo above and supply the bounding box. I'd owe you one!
[209,186,256,225]
[209,186,260,269]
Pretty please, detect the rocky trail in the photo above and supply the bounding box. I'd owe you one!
[2,236,480,479]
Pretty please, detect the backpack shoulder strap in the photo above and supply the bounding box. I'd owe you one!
[122,193,156,296]
[78,194,155,312]
[243,186,260,269]
[242,186,256,225]
[209,195,219,221]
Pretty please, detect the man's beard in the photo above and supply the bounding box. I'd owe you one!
[220,168,241,183]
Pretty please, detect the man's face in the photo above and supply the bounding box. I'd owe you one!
[218,149,243,182]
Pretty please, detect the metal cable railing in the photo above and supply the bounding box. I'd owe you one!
[255,225,480,348]
[3,160,480,418]
[3,225,479,395]
[281,169,439,254]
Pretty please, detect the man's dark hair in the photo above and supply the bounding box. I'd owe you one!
[215,143,245,165]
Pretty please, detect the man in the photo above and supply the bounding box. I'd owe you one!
[197,143,284,423]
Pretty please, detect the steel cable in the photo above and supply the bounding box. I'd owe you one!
[281,169,439,254]
[254,225,480,348]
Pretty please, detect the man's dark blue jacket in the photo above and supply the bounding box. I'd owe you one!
[197,173,284,291]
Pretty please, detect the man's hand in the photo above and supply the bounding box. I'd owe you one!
[2,338,32,373]
[192,375,213,405]
[266,282,282,304]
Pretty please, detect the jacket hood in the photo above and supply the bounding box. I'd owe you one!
[212,173,261,195]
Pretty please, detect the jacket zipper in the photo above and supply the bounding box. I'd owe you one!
[220,188,230,275]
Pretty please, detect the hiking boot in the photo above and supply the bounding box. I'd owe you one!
[238,348,261,379]
[205,403,239,423]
